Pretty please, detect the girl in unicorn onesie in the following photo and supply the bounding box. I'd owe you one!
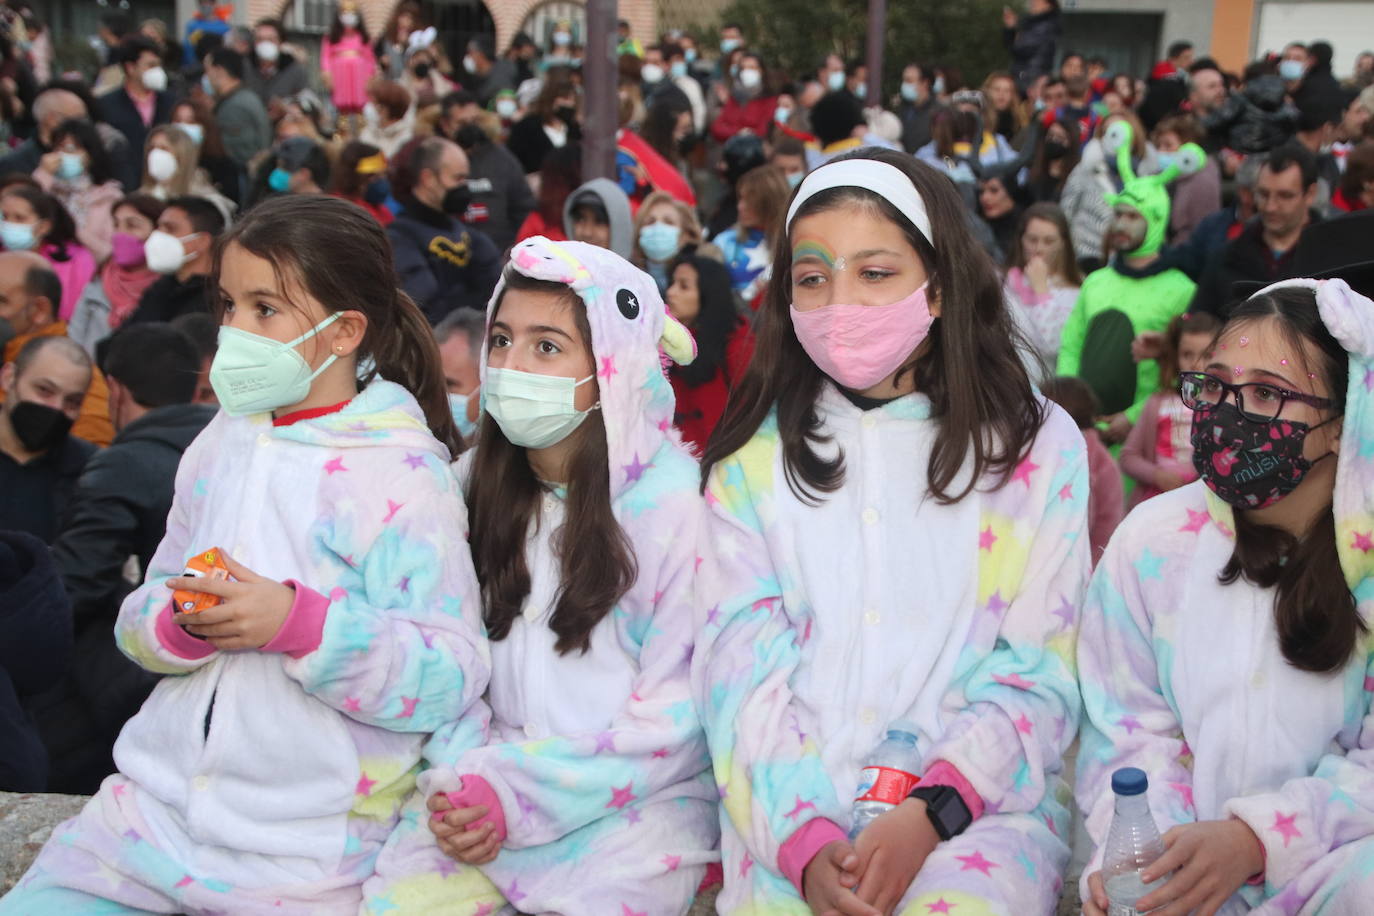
[694,148,1091,916]
[363,237,720,915]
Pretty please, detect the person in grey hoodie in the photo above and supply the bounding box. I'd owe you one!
[562,178,634,259]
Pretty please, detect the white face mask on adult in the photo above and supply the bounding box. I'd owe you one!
[144,230,202,275]
[256,41,280,62]
[147,148,178,183]
[142,66,168,92]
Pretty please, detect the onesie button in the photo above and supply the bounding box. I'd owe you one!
[862,507,879,525]
[864,609,881,626]
[860,708,877,725]
[257,433,271,446]
[192,775,210,792]
[861,414,876,430]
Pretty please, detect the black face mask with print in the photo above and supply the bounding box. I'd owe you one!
[9,401,73,453]
[1190,400,1336,510]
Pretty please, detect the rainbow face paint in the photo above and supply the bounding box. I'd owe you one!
[792,240,847,271]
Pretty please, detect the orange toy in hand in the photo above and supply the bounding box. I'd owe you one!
[172,548,232,614]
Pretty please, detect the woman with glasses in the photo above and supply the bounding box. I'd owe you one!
[1075,279,1374,916]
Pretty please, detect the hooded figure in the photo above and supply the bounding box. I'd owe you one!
[562,178,635,259]
[1076,277,1374,914]
[1057,121,1204,422]
[363,238,719,916]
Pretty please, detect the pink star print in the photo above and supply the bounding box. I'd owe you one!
[986,591,1008,614]
[1053,596,1075,631]
[651,748,670,758]
[599,355,618,380]
[1170,782,1195,813]
[1365,367,1374,392]
[740,853,754,878]
[399,697,420,718]
[343,697,362,712]
[1272,812,1302,847]
[994,672,1036,690]
[324,457,347,475]
[506,879,527,904]
[1057,483,1074,503]
[1118,715,1143,734]
[383,499,404,523]
[785,796,816,819]
[1178,508,1208,533]
[925,900,955,914]
[397,575,411,593]
[622,905,647,916]
[402,453,426,470]
[356,773,377,795]
[112,783,126,798]
[956,849,999,875]
[607,782,637,810]
[978,525,998,551]
[123,828,141,842]
[473,904,495,916]
[1011,458,1039,488]
[1353,531,1374,553]
[1014,714,1034,735]
[175,875,195,889]
[662,854,682,872]
[594,731,617,753]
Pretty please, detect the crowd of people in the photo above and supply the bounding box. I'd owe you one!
[2,0,1374,913]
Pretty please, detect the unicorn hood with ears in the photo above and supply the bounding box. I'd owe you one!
[1101,119,1206,258]
[488,236,699,498]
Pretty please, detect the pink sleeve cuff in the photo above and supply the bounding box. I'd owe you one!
[261,581,330,659]
[155,600,216,660]
[429,774,508,844]
[778,816,847,897]
[920,761,986,822]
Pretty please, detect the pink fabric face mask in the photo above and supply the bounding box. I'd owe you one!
[789,282,936,390]
[110,232,147,268]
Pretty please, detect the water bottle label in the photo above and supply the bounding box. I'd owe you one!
[854,766,919,805]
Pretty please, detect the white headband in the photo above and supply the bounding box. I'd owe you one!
[785,158,935,250]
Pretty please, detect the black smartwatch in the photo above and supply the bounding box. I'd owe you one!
[908,784,972,841]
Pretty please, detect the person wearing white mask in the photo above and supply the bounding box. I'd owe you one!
[95,36,175,191]
[137,125,236,224]
[710,52,779,143]
[122,197,224,326]
[243,18,308,119]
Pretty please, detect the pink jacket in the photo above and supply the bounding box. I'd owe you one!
[1084,428,1123,566]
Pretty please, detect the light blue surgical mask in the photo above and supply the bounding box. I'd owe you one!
[900,82,918,102]
[485,367,598,449]
[670,60,687,80]
[449,391,479,439]
[177,122,205,146]
[57,152,86,180]
[201,74,215,97]
[720,38,741,54]
[0,221,37,251]
[774,106,792,125]
[827,70,845,91]
[268,167,292,193]
[786,171,804,189]
[1279,59,1306,82]
[639,222,682,262]
[209,312,342,416]
[684,48,698,64]
[933,75,946,95]
[854,83,867,100]
[1155,151,1177,172]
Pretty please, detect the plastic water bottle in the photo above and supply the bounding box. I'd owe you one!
[849,721,921,840]
[1103,767,1171,916]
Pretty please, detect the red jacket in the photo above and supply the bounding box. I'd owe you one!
[670,319,754,453]
[515,209,568,245]
[711,95,777,144]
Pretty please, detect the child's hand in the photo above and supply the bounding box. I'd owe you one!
[851,800,940,915]
[1082,870,1109,916]
[1024,255,1051,295]
[1099,413,1133,445]
[426,792,500,865]
[1133,819,1264,916]
[168,553,295,650]
[1131,332,1164,363]
[803,840,875,916]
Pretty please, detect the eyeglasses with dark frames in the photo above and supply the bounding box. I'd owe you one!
[1178,371,1334,423]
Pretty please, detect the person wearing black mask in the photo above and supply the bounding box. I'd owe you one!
[439,91,535,253]
[0,334,96,544]
[1026,116,1081,203]
[386,136,502,323]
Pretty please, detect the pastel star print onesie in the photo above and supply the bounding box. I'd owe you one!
[1076,278,1374,914]
[695,385,1092,915]
[0,380,490,916]
[363,238,720,916]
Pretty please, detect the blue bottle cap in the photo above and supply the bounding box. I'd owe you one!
[1112,767,1149,796]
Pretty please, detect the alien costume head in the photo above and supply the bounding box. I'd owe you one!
[1102,120,1206,258]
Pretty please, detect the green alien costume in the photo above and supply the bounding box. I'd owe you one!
[1056,122,1205,422]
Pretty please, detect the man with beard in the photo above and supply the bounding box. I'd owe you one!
[1058,122,1200,447]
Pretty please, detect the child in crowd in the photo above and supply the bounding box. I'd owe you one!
[0,196,489,914]
[1078,279,1374,915]
[365,238,718,915]
[1120,311,1220,507]
[696,149,1090,914]
[1042,376,1124,565]
[1002,202,1084,378]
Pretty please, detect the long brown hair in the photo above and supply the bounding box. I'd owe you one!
[208,195,461,455]
[701,148,1044,504]
[1007,202,1083,286]
[1218,287,1360,673]
[468,271,638,655]
[735,164,790,251]
[1155,310,1220,391]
